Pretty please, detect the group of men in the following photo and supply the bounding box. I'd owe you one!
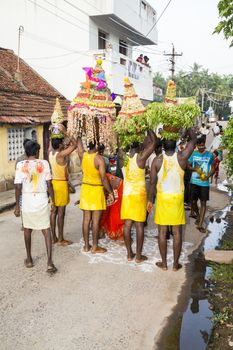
[14,123,218,274]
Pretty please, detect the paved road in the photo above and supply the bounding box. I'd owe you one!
[0,185,229,350]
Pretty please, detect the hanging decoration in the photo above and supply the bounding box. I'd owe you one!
[113,77,148,148]
[146,79,200,140]
[50,97,65,139]
[67,59,117,153]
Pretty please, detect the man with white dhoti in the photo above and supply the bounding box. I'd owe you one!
[14,140,57,274]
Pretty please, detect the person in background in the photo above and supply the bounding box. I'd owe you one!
[209,128,223,162]
[188,137,215,233]
[199,123,209,142]
[15,138,31,168]
[136,54,143,63]
[143,55,150,66]
[76,138,114,253]
[211,150,220,186]
[49,135,77,245]
[121,130,156,263]
[213,122,220,136]
[14,140,57,274]
[99,166,124,241]
[147,128,196,271]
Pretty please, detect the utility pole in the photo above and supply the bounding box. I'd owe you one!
[15,25,24,83]
[17,25,24,73]
[164,44,182,79]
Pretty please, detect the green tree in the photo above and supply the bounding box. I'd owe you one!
[153,72,167,93]
[172,64,232,118]
[214,0,233,47]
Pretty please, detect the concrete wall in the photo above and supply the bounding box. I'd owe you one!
[0,124,44,192]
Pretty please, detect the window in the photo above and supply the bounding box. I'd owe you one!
[98,30,107,50]
[119,40,127,56]
[7,128,24,161]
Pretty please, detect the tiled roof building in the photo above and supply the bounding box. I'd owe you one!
[0,47,70,191]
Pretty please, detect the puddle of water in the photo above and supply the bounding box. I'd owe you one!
[162,200,232,349]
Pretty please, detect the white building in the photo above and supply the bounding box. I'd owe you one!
[71,0,158,102]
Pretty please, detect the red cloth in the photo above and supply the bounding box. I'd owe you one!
[100,175,124,240]
[214,157,220,178]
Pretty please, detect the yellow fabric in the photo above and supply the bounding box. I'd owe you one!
[155,192,185,225]
[81,152,102,185]
[155,153,185,225]
[22,205,50,230]
[157,153,184,194]
[79,152,106,211]
[49,151,67,180]
[121,154,146,222]
[52,180,70,207]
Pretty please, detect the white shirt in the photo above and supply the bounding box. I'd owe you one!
[14,159,51,212]
[213,125,220,135]
[200,126,209,135]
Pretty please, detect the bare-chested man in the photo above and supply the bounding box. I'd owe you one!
[147,128,196,271]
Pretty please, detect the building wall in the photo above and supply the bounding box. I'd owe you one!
[0,124,44,192]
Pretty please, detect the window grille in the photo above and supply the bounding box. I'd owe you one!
[7,128,24,161]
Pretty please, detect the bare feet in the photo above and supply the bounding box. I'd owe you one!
[197,226,207,233]
[173,263,182,272]
[91,246,107,254]
[24,258,33,268]
[52,236,58,244]
[83,245,92,252]
[47,264,57,275]
[57,239,73,246]
[135,255,148,264]
[127,253,136,261]
[156,261,168,271]
[189,214,197,219]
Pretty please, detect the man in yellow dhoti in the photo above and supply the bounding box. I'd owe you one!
[147,128,196,271]
[49,136,77,245]
[77,139,114,253]
[121,130,156,263]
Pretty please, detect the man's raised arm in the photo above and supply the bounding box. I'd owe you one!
[180,128,197,160]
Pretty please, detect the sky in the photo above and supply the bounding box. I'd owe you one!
[0,0,232,99]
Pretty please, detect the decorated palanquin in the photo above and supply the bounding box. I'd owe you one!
[67,59,117,153]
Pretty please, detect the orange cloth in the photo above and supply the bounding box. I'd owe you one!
[100,174,124,240]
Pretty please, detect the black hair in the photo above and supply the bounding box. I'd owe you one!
[196,137,206,145]
[88,141,96,150]
[131,142,140,150]
[213,150,219,156]
[51,138,64,150]
[163,139,176,151]
[23,138,31,148]
[24,140,40,157]
[98,144,105,153]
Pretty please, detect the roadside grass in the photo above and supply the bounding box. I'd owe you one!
[207,221,233,349]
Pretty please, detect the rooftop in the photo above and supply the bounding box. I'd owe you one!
[0,47,69,124]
